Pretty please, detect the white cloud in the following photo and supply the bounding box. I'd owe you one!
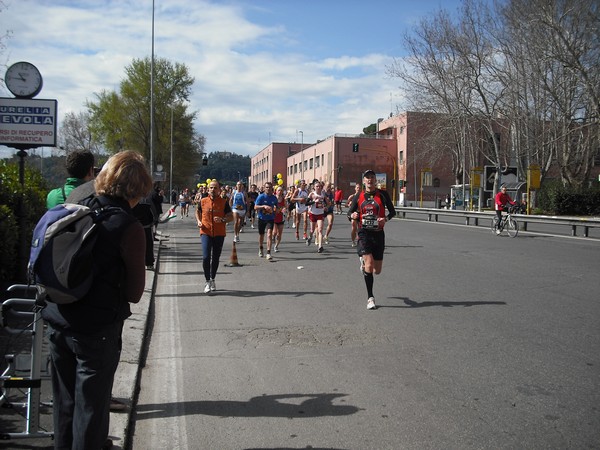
[1,0,403,158]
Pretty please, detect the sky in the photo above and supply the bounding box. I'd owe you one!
[0,0,465,160]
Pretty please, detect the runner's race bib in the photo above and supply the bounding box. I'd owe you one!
[361,215,379,230]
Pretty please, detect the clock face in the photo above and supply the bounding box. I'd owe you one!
[5,61,43,98]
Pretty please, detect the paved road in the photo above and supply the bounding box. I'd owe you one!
[131,213,600,449]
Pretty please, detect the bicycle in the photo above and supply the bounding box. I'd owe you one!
[491,204,520,237]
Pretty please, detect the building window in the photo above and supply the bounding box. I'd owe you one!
[399,151,404,163]
[309,158,313,169]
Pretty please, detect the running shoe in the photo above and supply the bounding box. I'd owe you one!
[258,248,264,257]
[317,246,324,253]
[306,235,312,246]
[324,236,329,244]
[296,232,300,240]
[351,241,357,248]
[274,245,279,253]
[266,253,272,260]
[367,297,377,310]
[303,232,307,240]
[204,282,211,294]
[209,279,216,291]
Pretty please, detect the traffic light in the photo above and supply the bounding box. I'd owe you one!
[352,143,359,152]
[398,180,404,188]
[202,156,208,166]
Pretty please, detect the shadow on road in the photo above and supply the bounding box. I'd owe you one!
[386,297,507,308]
[135,393,361,420]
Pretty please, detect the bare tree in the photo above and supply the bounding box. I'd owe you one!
[389,0,599,190]
[0,1,13,75]
[388,0,511,191]
[57,110,101,155]
[498,0,599,188]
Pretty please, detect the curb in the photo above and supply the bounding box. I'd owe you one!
[108,240,162,449]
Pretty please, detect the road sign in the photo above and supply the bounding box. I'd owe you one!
[0,97,58,147]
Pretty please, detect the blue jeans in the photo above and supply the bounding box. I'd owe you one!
[201,234,225,281]
[48,321,123,450]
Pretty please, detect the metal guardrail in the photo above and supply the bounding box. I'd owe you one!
[395,207,600,238]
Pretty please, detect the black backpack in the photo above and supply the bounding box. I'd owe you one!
[28,203,123,304]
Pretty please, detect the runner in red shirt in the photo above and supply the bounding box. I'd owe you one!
[347,170,396,310]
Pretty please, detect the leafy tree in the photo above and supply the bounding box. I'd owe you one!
[87,57,204,188]
[192,152,251,189]
[363,124,377,135]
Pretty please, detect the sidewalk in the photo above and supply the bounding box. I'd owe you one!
[0,240,162,449]
[108,239,162,449]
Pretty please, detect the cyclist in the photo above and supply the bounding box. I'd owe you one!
[494,184,516,234]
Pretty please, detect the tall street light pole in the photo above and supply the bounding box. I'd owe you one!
[413,142,418,205]
[299,130,303,180]
[150,0,155,174]
[170,104,174,197]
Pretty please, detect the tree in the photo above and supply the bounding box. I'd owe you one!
[58,111,102,155]
[194,152,251,188]
[87,57,204,187]
[387,1,508,188]
[0,1,12,71]
[363,124,377,135]
[498,0,600,188]
[388,0,599,189]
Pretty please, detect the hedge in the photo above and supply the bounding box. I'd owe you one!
[0,160,48,289]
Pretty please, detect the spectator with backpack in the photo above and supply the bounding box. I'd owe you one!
[41,150,153,450]
[46,150,95,209]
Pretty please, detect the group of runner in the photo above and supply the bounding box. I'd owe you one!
[190,170,396,310]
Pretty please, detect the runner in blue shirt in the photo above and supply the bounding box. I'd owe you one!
[229,181,248,243]
[254,181,278,260]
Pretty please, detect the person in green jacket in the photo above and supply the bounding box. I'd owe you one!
[46,150,95,209]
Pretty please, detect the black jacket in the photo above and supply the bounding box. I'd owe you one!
[41,196,138,333]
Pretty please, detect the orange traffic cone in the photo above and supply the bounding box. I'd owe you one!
[226,241,242,267]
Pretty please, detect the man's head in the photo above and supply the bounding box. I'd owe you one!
[66,150,95,180]
[362,170,377,191]
[208,180,221,198]
[264,182,274,193]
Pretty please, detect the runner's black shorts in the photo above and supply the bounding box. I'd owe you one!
[258,218,275,235]
[357,229,385,260]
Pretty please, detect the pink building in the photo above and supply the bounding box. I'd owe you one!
[251,111,505,206]
[377,111,458,206]
[250,142,305,188]
[251,110,600,207]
